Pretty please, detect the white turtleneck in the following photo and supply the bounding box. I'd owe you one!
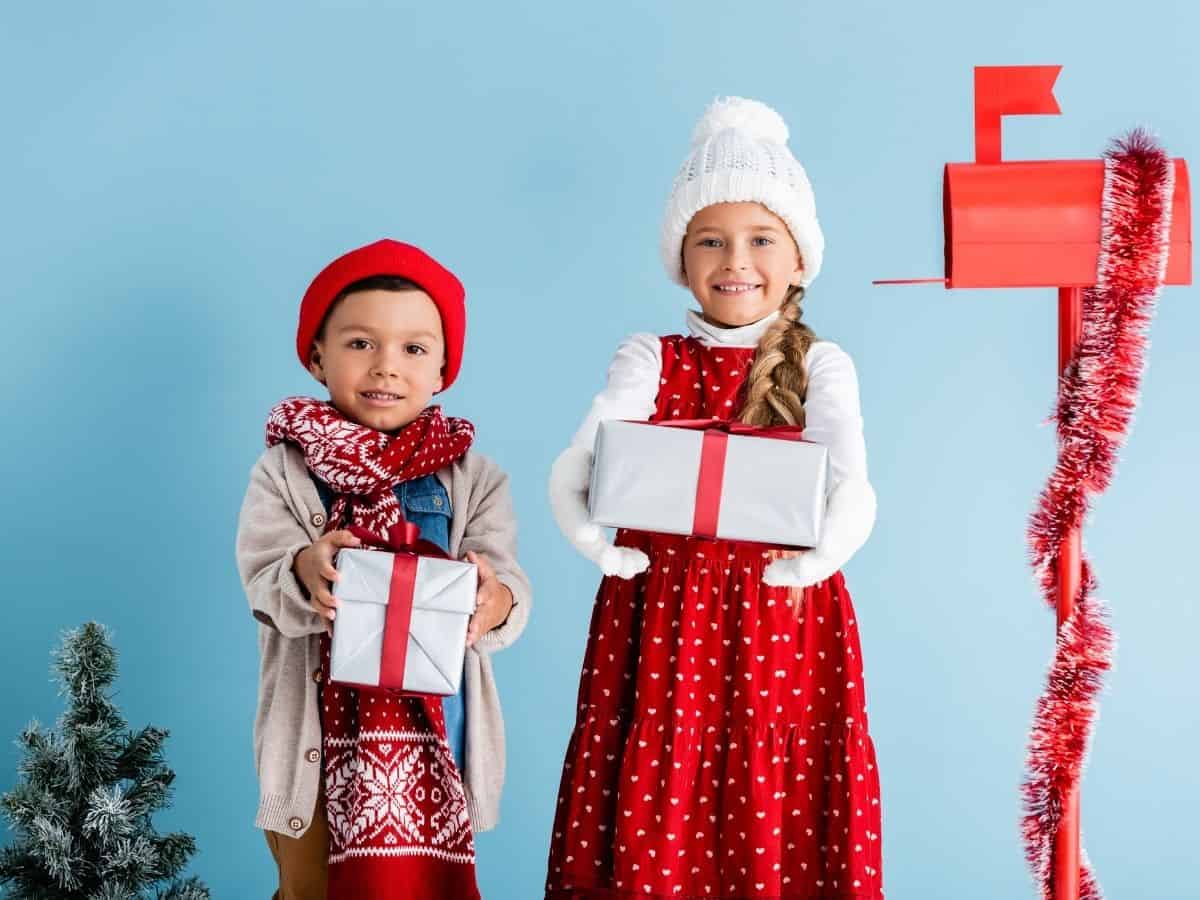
[684,307,781,347]
[569,309,869,489]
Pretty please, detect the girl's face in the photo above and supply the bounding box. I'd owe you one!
[307,288,445,433]
[681,202,804,328]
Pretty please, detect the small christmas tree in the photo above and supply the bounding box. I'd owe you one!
[0,623,209,899]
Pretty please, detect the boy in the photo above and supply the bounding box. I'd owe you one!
[236,239,530,899]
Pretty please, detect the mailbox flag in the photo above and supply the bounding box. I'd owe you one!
[975,65,1062,163]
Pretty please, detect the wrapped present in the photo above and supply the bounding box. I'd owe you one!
[588,419,829,547]
[329,523,477,696]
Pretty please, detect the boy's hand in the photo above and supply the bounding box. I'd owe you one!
[464,551,513,648]
[293,529,362,635]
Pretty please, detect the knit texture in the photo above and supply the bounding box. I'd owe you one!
[266,397,474,537]
[661,97,824,288]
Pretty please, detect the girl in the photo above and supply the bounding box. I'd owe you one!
[545,98,882,899]
[237,239,532,900]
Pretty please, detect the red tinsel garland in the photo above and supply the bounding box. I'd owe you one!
[1021,130,1175,899]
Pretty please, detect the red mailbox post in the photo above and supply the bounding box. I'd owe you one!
[877,65,1191,900]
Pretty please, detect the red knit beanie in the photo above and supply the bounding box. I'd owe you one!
[296,239,467,391]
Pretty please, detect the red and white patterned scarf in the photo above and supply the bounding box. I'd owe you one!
[265,396,481,899]
[265,396,475,533]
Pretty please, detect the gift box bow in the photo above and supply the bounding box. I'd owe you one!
[346,520,445,558]
[334,520,476,693]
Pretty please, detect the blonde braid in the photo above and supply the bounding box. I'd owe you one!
[738,286,819,614]
[738,286,818,427]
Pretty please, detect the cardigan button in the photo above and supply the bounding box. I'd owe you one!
[312,668,323,684]
[289,816,304,832]
[306,748,320,764]
[310,512,326,528]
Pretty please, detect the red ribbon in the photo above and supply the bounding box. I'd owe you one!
[346,520,449,690]
[633,419,808,540]
[653,418,807,441]
[379,554,417,687]
[693,430,727,538]
[347,521,429,555]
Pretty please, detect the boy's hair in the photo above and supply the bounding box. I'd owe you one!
[737,286,818,428]
[312,275,421,344]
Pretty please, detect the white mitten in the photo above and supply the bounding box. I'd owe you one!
[549,446,650,579]
[762,477,877,588]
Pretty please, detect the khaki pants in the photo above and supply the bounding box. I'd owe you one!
[264,791,329,900]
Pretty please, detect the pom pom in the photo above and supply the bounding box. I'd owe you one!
[691,96,789,147]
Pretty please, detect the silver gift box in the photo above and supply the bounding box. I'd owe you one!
[588,419,829,547]
[329,548,477,695]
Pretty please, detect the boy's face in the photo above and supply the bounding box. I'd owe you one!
[307,287,446,433]
[681,201,804,328]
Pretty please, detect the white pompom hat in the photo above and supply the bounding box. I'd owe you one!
[660,97,824,289]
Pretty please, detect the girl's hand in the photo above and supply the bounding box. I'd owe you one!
[762,478,878,592]
[763,549,835,591]
[293,529,363,635]
[464,551,514,647]
[549,446,650,580]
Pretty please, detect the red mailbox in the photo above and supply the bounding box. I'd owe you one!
[945,158,1191,287]
[882,65,1193,289]
[876,65,1192,900]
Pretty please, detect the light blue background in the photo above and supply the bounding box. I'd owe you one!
[2,2,1197,897]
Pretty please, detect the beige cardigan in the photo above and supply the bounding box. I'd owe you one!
[235,442,531,837]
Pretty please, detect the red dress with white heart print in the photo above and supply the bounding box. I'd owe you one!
[545,335,884,899]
